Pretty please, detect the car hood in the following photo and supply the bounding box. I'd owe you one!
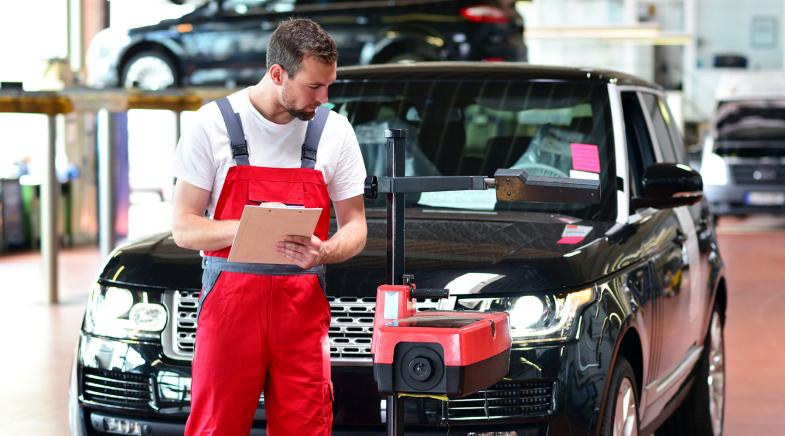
[331,211,620,296]
[100,212,624,295]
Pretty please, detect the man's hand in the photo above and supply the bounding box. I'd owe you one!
[277,235,325,269]
[276,194,367,268]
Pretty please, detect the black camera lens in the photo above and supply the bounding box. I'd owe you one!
[408,357,432,381]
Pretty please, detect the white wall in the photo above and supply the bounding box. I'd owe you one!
[696,0,783,69]
[519,0,656,81]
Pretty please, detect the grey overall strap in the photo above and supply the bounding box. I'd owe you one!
[215,97,250,166]
[202,255,324,275]
[301,105,330,169]
[202,255,326,290]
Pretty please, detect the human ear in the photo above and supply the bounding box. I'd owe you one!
[269,64,286,85]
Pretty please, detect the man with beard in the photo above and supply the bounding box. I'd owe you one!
[171,18,367,435]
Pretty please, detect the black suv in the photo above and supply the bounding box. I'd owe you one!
[86,0,526,90]
[70,63,726,436]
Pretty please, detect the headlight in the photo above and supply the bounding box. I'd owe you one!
[700,152,729,186]
[84,284,168,340]
[454,287,594,344]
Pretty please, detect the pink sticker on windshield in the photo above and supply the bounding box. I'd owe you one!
[570,143,600,173]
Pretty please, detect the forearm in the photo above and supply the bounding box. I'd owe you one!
[320,219,367,264]
[172,213,239,252]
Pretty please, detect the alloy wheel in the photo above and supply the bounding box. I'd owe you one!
[613,377,638,436]
[708,311,725,435]
[123,55,175,90]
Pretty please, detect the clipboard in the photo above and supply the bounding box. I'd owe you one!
[227,203,322,264]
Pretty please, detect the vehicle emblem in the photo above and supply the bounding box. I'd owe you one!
[753,169,777,180]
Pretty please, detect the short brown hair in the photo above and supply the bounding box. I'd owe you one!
[266,18,338,77]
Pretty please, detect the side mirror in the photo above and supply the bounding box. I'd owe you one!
[632,163,703,210]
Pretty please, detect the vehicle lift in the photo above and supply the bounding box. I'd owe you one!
[365,129,600,436]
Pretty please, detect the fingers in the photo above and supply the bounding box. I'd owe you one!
[276,239,319,269]
[281,234,311,245]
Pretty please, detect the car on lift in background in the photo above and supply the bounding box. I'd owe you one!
[86,0,526,90]
[70,63,726,436]
[701,95,785,218]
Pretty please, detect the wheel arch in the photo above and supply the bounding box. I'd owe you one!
[117,41,182,87]
[714,277,728,325]
[367,32,442,64]
[594,322,645,436]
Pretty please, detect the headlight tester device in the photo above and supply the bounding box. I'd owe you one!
[364,129,601,435]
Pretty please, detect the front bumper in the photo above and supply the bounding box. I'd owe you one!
[72,298,612,436]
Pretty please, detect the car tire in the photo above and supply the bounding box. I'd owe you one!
[658,307,725,435]
[120,50,178,90]
[601,356,639,436]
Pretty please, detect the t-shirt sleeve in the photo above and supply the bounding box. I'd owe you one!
[172,112,216,192]
[329,117,367,202]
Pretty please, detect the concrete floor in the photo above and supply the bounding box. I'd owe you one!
[0,217,784,435]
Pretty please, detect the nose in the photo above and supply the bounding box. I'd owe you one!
[316,87,329,105]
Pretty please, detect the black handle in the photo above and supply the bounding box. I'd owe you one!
[364,175,378,199]
[410,288,450,299]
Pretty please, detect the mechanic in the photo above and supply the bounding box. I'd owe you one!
[171,18,367,435]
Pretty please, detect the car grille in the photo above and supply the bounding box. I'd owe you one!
[445,380,555,421]
[328,296,376,362]
[730,164,785,184]
[171,290,199,358]
[166,292,439,363]
[82,369,153,410]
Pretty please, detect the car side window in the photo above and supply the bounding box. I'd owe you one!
[640,93,679,163]
[621,92,657,199]
[658,98,689,163]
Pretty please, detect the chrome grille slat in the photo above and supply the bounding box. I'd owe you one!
[172,290,199,357]
[327,296,440,363]
[446,380,554,421]
[82,369,152,410]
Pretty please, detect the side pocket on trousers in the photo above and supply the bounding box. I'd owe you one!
[197,269,222,322]
[322,381,334,423]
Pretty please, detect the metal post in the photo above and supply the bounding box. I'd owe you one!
[98,109,116,257]
[385,128,406,436]
[42,114,60,304]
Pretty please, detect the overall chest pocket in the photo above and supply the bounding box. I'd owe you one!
[247,180,305,206]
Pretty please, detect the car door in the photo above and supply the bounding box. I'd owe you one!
[639,92,706,389]
[621,91,694,403]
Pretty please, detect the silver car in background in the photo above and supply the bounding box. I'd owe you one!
[701,97,785,216]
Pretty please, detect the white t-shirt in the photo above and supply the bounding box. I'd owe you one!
[173,88,366,217]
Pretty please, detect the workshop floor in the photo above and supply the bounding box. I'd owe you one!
[0,216,784,435]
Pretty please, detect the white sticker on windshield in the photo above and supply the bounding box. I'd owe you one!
[569,170,600,180]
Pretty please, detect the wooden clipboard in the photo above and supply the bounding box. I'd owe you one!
[227,203,322,264]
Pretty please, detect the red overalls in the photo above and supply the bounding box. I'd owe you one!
[185,99,334,435]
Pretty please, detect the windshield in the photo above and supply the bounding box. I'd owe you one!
[329,78,615,221]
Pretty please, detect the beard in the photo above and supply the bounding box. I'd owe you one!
[281,86,316,121]
[286,106,316,121]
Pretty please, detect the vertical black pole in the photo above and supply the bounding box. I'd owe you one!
[385,128,406,436]
[386,128,406,285]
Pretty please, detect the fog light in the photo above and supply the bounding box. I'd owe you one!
[90,415,149,435]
